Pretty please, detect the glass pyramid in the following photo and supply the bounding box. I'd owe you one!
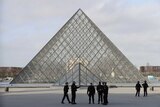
[11,9,145,85]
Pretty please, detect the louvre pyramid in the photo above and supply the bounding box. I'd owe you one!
[11,9,145,85]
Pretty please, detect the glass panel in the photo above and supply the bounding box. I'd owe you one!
[11,9,144,85]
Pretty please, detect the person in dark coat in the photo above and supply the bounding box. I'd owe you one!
[142,80,149,97]
[135,81,141,97]
[61,82,71,104]
[87,83,95,104]
[71,81,80,104]
[102,82,109,105]
[96,81,103,104]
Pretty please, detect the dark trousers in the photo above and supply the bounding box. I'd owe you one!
[98,92,103,103]
[103,94,108,105]
[144,89,148,96]
[135,90,140,96]
[62,93,70,103]
[71,91,76,103]
[88,94,94,104]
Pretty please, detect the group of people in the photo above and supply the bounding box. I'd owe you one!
[135,80,149,97]
[61,81,109,105]
[87,82,109,105]
[61,81,80,104]
[61,80,149,105]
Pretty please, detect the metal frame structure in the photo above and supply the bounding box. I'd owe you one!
[11,9,145,85]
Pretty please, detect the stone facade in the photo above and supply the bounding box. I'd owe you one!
[0,67,22,78]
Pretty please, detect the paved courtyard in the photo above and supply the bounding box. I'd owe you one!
[0,87,160,107]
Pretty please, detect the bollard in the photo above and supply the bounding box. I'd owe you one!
[151,86,154,91]
[150,86,154,91]
[5,87,9,92]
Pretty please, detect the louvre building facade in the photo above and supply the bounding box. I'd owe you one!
[11,9,145,85]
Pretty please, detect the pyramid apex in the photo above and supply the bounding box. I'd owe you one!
[77,8,83,12]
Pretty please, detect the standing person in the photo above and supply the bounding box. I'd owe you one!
[87,83,95,104]
[71,81,80,104]
[142,80,149,97]
[135,81,141,97]
[96,81,103,104]
[103,82,109,105]
[61,82,71,104]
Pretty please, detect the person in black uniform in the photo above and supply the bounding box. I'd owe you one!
[102,82,108,105]
[61,82,71,104]
[87,83,95,104]
[142,80,149,97]
[135,81,141,97]
[96,82,103,104]
[71,81,80,104]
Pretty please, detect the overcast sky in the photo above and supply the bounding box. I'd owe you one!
[1,0,160,68]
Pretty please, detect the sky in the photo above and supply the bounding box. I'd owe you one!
[0,0,160,68]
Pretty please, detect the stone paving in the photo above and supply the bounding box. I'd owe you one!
[0,87,160,107]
